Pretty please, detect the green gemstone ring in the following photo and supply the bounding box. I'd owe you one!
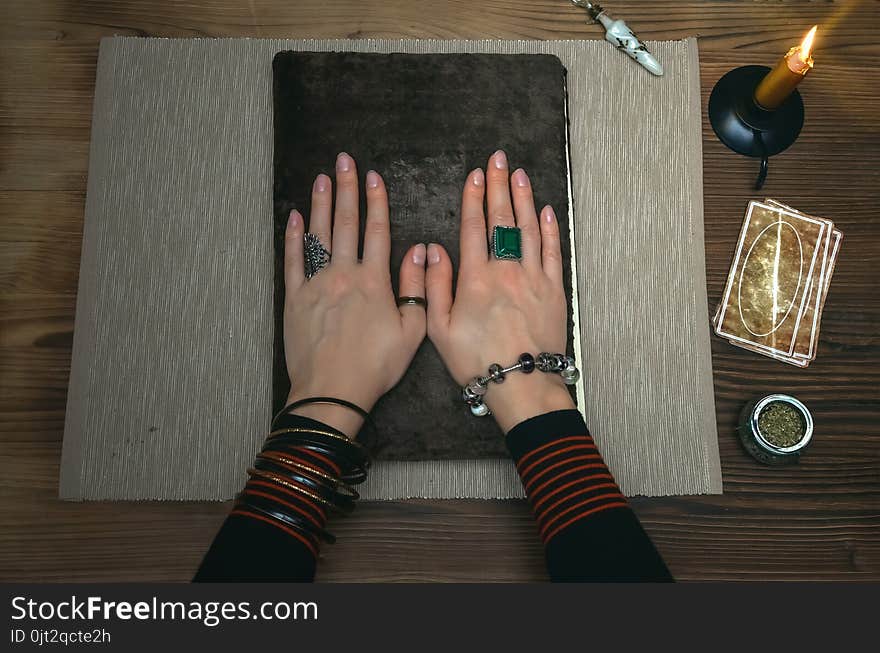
[491,225,522,261]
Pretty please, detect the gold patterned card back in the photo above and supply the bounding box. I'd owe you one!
[716,201,830,357]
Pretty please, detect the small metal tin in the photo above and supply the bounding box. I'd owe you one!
[738,394,814,465]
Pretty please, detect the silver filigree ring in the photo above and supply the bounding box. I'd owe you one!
[303,233,330,279]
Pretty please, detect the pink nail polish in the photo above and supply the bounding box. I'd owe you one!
[493,150,508,169]
[412,243,426,265]
[288,209,301,227]
[543,206,555,222]
[314,174,328,192]
[336,152,352,172]
[427,243,441,264]
[512,168,529,188]
[366,170,380,188]
[472,168,484,186]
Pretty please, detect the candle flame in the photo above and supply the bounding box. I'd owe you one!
[800,25,818,60]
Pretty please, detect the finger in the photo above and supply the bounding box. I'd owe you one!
[363,170,390,266]
[398,243,427,348]
[284,209,305,293]
[331,151,359,263]
[459,167,488,272]
[486,149,515,236]
[540,205,564,285]
[425,243,453,341]
[510,168,541,270]
[309,173,332,252]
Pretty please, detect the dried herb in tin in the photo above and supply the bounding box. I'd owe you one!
[757,401,805,448]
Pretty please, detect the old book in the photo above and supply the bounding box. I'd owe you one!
[272,51,580,460]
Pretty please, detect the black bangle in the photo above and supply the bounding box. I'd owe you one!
[237,493,334,543]
[267,444,368,486]
[266,441,368,485]
[274,445,369,485]
[274,396,370,425]
[253,457,340,500]
[264,434,369,474]
[264,433,370,475]
[258,449,354,492]
[255,453,360,501]
[247,467,339,512]
[268,426,370,458]
[235,495,336,544]
[253,459,356,513]
[273,396,378,442]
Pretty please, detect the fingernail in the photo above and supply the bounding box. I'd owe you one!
[472,168,484,186]
[366,170,380,188]
[412,243,426,265]
[336,152,352,172]
[512,168,529,188]
[314,174,329,192]
[543,205,555,223]
[493,150,508,169]
[427,243,441,264]
[288,209,301,227]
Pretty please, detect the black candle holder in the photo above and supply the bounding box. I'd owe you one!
[707,65,804,190]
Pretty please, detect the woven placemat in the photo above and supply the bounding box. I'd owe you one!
[60,37,720,500]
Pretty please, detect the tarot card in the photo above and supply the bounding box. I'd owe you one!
[731,225,842,367]
[714,201,829,357]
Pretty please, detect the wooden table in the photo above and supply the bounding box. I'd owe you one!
[2,1,878,582]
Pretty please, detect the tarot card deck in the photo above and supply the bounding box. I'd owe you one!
[714,200,842,367]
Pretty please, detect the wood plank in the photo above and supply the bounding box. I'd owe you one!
[2,1,877,52]
[0,493,876,582]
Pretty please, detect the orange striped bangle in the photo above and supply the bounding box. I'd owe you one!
[245,478,326,521]
[256,451,358,500]
[246,467,338,512]
[258,450,341,487]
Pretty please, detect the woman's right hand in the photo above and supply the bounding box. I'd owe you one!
[425,150,576,434]
[282,152,427,438]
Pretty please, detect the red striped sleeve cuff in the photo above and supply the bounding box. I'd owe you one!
[506,409,629,545]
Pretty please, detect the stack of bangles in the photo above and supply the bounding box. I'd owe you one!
[233,397,372,555]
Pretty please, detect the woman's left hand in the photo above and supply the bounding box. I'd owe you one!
[282,152,427,438]
[425,151,574,433]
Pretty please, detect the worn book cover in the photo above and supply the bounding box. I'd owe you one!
[272,51,578,460]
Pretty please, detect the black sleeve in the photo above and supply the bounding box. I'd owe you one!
[194,514,317,582]
[506,409,672,582]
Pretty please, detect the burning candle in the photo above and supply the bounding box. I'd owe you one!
[753,25,818,110]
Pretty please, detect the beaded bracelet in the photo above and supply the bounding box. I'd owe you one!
[461,352,580,417]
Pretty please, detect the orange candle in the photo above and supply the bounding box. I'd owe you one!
[754,25,817,110]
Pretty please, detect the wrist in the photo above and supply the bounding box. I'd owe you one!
[484,373,577,434]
